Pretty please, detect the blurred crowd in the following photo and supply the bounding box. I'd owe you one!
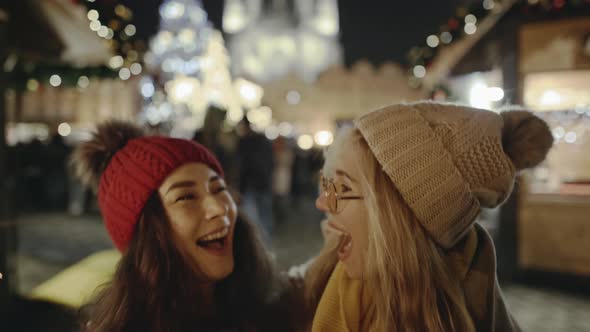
[4,107,325,242]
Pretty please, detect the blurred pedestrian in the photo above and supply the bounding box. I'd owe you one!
[45,133,71,210]
[192,105,229,174]
[236,118,274,245]
[272,136,294,223]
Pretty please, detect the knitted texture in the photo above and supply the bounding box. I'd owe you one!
[355,102,515,248]
[98,136,223,251]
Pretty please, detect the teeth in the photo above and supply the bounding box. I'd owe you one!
[202,227,229,242]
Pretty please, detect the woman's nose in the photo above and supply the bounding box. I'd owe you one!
[315,193,329,213]
[202,195,226,220]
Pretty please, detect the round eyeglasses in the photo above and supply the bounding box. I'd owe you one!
[320,174,363,214]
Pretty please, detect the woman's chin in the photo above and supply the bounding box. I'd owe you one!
[201,259,235,281]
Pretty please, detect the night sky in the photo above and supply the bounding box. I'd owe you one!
[333,0,467,66]
[123,0,471,67]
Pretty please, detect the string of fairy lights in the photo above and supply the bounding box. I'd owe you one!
[406,0,590,89]
[84,2,145,81]
[5,1,146,92]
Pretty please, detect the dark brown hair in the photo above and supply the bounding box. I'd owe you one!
[82,194,304,332]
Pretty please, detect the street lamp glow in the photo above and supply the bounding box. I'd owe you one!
[109,55,124,69]
[124,24,136,36]
[541,90,562,106]
[87,10,99,21]
[97,26,109,38]
[564,132,577,144]
[227,108,244,123]
[486,87,504,102]
[235,78,263,108]
[119,68,131,80]
[246,106,272,128]
[141,81,155,98]
[278,122,293,137]
[105,28,114,40]
[58,123,71,137]
[89,20,101,31]
[265,126,279,140]
[314,131,334,146]
[286,90,301,105]
[553,126,565,139]
[413,65,426,78]
[240,85,257,101]
[426,35,439,48]
[130,63,142,75]
[173,82,194,101]
[465,14,477,24]
[440,31,453,44]
[166,77,200,104]
[27,79,39,91]
[469,82,490,109]
[297,135,314,150]
[77,76,90,88]
[313,16,339,36]
[464,23,477,35]
[223,1,248,33]
[160,1,185,20]
[49,74,62,87]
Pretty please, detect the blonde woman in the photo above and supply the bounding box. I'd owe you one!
[305,102,553,332]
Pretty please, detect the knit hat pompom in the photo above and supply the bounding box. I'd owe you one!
[356,102,556,248]
[72,120,144,191]
[500,110,553,171]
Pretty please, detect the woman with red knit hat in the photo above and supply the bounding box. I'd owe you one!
[73,121,304,332]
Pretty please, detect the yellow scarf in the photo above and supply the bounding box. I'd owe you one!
[311,262,372,332]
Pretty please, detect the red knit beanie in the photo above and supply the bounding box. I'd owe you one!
[73,121,223,251]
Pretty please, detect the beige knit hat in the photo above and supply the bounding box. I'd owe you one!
[355,102,553,248]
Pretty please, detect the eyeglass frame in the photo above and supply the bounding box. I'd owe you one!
[320,173,363,214]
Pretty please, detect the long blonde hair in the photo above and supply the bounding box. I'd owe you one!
[306,127,475,331]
